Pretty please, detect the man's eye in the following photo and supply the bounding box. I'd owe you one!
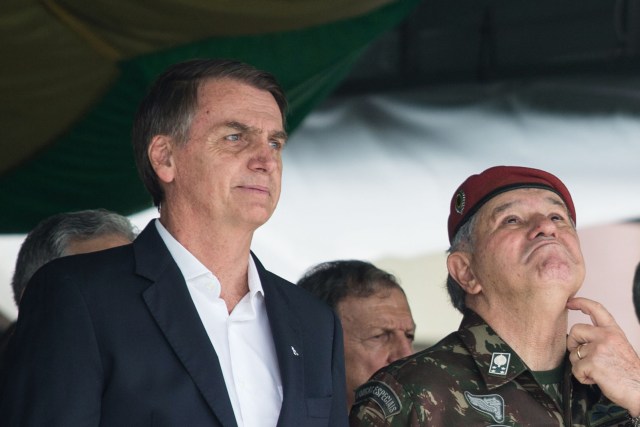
[504,216,519,224]
[550,214,564,221]
[269,140,283,150]
[371,332,390,342]
[226,134,240,141]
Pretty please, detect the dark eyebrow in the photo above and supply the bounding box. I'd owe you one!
[271,130,288,142]
[225,121,251,132]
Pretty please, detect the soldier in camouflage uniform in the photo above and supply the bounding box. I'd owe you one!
[350,166,640,427]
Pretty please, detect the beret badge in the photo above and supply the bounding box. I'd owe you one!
[455,190,466,214]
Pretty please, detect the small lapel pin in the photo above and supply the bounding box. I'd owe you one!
[291,346,299,356]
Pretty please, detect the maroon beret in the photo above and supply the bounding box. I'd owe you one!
[448,165,576,243]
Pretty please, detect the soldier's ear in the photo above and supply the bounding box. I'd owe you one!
[447,252,482,295]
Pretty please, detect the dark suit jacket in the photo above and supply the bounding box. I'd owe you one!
[0,222,348,426]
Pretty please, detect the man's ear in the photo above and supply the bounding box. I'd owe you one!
[148,135,175,184]
[447,252,482,295]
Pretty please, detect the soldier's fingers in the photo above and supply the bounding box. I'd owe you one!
[572,364,596,386]
[566,297,618,328]
[567,323,596,351]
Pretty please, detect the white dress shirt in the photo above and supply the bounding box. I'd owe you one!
[155,220,283,427]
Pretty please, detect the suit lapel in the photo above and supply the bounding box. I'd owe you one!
[134,222,238,427]
[253,254,305,426]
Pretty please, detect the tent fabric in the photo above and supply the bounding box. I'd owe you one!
[1,0,395,172]
[0,0,421,232]
[45,0,397,42]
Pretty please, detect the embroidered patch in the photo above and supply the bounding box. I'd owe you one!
[488,352,511,376]
[354,381,402,418]
[465,391,505,423]
[587,402,630,427]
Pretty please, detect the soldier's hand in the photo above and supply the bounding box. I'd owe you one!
[567,297,640,417]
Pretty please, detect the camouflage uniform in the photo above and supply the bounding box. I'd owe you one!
[349,310,631,427]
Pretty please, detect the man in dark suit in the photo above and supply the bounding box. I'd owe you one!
[0,59,348,426]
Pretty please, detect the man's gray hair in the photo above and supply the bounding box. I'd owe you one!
[11,209,137,306]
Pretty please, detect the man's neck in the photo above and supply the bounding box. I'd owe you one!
[471,299,569,371]
[159,212,255,313]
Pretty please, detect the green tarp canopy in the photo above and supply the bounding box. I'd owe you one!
[0,0,420,232]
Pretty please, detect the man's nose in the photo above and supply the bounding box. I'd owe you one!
[248,140,278,173]
[529,214,558,239]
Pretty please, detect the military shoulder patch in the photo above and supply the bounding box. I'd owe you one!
[354,380,402,418]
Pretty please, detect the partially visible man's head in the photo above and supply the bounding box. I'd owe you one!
[132,58,288,208]
[446,166,584,313]
[298,260,415,407]
[11,209,137,306]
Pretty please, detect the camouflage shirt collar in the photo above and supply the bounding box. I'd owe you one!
[457,309,529,390]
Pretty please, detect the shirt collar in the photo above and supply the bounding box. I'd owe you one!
[457,309,529,389]
[155,219,208,281]
[154,219,264,299]
[247,254,264,299]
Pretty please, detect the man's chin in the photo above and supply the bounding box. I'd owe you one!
[236,203,276,222]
